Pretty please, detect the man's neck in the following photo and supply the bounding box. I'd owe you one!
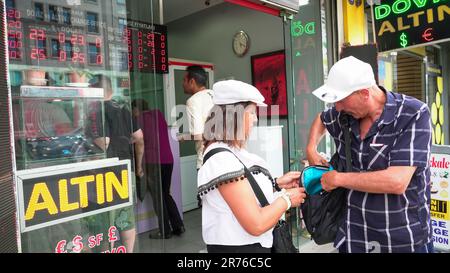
[367,87,386,123]
[192,86,207,94]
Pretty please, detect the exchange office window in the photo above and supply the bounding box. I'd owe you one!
[50,39,61,58]
[88,43,102,65]
[5,0,157,253]
[62,8,71,25]
[34,2,44,21]
[86,12,99,33]
[49,5,58,23]
[6,0,15,9]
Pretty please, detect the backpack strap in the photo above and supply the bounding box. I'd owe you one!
[203,147,270,207]
[339,113,352,172]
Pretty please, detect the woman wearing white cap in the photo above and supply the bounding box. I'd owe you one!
[197,80,306,253]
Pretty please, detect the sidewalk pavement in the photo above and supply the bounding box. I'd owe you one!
[298,241,338,253]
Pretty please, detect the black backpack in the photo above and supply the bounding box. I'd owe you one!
[300,113,351,245]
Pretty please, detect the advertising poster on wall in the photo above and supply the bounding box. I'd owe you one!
[430,146,450,252]
[251,50,288,117]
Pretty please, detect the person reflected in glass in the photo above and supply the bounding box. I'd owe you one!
[132,99,185,239]
[88,75,144,253]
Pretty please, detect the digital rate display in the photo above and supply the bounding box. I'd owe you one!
[6,8,104,66]
[126,21,168,73]
[6,5,168,74]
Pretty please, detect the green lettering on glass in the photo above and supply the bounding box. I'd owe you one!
[392,0,412,14]
[375,0,446,20]
[375,5,391,20]
[291,21,315,37]
[412,0,428,8]
[400,32,409,47]
[305,22,316,35]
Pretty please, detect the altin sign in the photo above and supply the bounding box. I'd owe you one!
[373,0,450,52]
[16,160,132,232]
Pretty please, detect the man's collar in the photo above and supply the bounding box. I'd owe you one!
[377,86,396,127]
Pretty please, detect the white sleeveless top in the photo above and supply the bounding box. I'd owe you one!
[197,142,275,248]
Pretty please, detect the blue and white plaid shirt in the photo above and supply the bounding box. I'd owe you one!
[321,87,432,253]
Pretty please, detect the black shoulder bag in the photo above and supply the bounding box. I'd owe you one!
[300,113,352,245]
[203,148,298,253]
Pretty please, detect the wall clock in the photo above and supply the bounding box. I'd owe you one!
[232,30,250,57]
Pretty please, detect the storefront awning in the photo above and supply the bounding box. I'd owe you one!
[224,0,302,16]
[259,0,302,13]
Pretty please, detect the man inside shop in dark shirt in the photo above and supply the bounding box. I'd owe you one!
[89,74,144,253]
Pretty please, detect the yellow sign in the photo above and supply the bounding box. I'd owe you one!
[18,161,132,232]
[431,199,449,220]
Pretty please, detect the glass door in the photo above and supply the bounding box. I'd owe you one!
[6,0,162,253]
[284,0,334,249]
[164,59,214,212]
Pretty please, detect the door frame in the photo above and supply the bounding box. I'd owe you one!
[163,58,214,124]
[163,58,214,212]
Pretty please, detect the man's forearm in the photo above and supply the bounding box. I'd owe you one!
[307,114,327,152]
[134,139,144,168]
[336,166,417,195]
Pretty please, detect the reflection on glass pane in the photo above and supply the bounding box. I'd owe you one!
[6,0,148,253]
[63,8,71,25]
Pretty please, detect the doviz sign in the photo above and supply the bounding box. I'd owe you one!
[16,160,132,232]
[373,0,450,52]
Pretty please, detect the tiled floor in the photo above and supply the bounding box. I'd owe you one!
[136,208,206,253]
[135,208,337,253]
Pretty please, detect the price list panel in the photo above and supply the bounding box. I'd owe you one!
[126,21,168,74]
[7,7,23,60]
[6,5,106,68]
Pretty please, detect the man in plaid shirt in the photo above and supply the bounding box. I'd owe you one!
[306,56,433,253]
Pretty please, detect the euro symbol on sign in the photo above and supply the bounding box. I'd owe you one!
[422,28,434,42]
[400,33,408,48]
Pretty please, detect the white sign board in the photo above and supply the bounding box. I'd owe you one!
[247,126,284,178]
[430,146,450,252]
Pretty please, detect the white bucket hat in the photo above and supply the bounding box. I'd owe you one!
[312,56,376,103]
[212,80,267,107]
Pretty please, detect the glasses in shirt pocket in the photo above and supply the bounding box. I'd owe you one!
[367,143,389,170]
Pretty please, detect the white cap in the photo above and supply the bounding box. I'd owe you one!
[212,80,267,107]
[312,56,376,103]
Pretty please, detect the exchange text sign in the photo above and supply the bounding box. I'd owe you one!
[430,152,450,251]
[373,0,450,52]
[16,159,132,232]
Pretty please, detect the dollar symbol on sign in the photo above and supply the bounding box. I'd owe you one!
[400,33,408,48]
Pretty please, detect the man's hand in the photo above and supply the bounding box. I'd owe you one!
[276,171,301,189]
[321,170,340,192]
[136,165,144,178]
[306,149,329,166]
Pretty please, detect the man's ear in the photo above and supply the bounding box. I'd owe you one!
[189,78,197,87]
[359,89,370,100]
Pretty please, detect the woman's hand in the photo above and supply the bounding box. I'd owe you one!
[286,187,306,207]
[276,171,301,189]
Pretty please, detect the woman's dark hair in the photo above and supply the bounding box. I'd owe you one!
[186,65,207,87]
[131,98,149,112]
